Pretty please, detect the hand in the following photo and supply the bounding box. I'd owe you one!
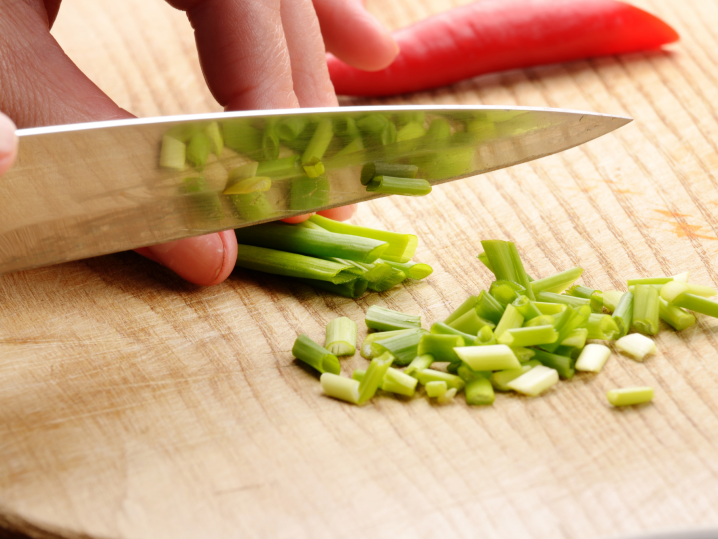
[0,113,17,177]
[0,0,398,285]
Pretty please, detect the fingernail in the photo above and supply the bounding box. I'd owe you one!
[145,233,226,286]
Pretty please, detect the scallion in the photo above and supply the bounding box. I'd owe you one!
[320,373,360,404]
[369,328,426,366]
[292,334,341,374]
[586,313,620,340]
[512,295,543,320]
[481,240,535,300]
[425,380,448,398]
[360,162,418,186]
[632,284,660,335]
[454,344,521,371]
[531,349,575,379]
[302,119,333,165]
[448,308,495,335]
[535,291,590,308]
[416,369,465,391]
[235,245,356,284]
[606,387,654,406]
[506,365,559,396]
[474,326,496,346]
[325,317,357,356]
[367,267,408,292]
[658,298,696,331]
[671,293,718,318]
[365,305,421,331]
[612,291,634,337]
[602,290,624,313]
[417,334,463,363]
[405,354,435,377]
[497,325,558,347]
[365,175,432,196]
[430,322,475,343]
[357,352,394,404]
[530,267,583,295]
[490,363,534,392]
[575,343,611,373]
[223,176,272,195]
[615,333,656,362]
[494,304,524,339]
[381,260,433,280]
[160,135,186,170]
[561,328,588,348]
[465,377,495,405]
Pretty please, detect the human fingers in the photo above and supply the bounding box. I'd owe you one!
[314,0,398,71]
[279,204,358,225]
[1,1,237,285]
[0,113,18,177]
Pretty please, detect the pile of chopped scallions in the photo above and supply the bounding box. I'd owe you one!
[234,215,432,297]
[292,239,718,408]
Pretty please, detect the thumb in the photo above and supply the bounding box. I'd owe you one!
[0,113,18,177]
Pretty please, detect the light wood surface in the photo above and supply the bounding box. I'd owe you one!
[2,1,718,537]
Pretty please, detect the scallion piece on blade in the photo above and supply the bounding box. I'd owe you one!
[465,377,495,405]
[320,373,360,404]
[425,381,448,398]
[474,326,496,346]
[309,215,417,263]
[370,329,426,366]
[416,369,465,391]
[365,305,421,331]
[607,387,654,407]
[497,325,558,347]
[532,349,575,379]
[632,285,660,335]
[586,313,620,340]
[575,344,611,373]
[417,334,463,363]
[236,222,389,264]
[302,119,333,165]
[360,329,413,359]
[507,365,559,396]
[533,302,566,316]
[204,121,223,155]
[360,162,418,185]
[535,291,590,308]
[160,135,186,170]
[616,333,656,362]
[367,267,408,292]
[301,156,325,178]
[227,161,260,182]
[186,132,211,167]
[397,121,427,142]
[480,240,535,300]
[531,267,584,295]
[430,322,475,343]
[381,260,433,280]
[627,277,673,286]
[276,116,307,141]
[449,309,495,335]
[405,354,435,377]
[325,317,357,356]
[236,245,356,284]
[612,291,634,337]
[290,176,329,211]
[490,364,534,392]
[561,328,588,349]
[365,175,432,196]
[454,344,521,371]
[357,352,394,404]
[512,295,543,320]
[659,298,696,331]
[256,156,301,178]
[672,293,718,318]
[474,291,504,324]
[602,290,625,313]
[494,304,524,339]
[332,136,364,159]
[298,277,368,299]
[292,334,340,374]
[222,176,272,195]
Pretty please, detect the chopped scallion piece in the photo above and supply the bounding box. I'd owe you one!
[493,304,524,339]
[490,363,534,392]
[506,365,559,396]
[367,267,407,292]
[365,305,421,331]
[361,329,415,359]
[575,343,611,373]
[310,215,417,263]
[511,347,536,362]
[672,271,690,282]
[357,352,394,404]
[615,333,656,362]
[632,284,660,335]
[566,285,603,312]
[444,296,477,325]
[512,295,543,320]
[302,119,334,165]
[535,291,590,308]
[425,380,448,398]
[430,322,475,344]
[541,305,590,353]
[222,176,272,195]
[476,291,505,324]
[186,132,211,167]
[530,267,583,295]
[532,349,575,379]
[366,175,432,196]
[602,290,624,313]
[292,334,341,374]
[276,116,307,141]
[533,302,566,316]
[159,135,186,170]
[416,369,465,391]
[561,327,588,348]
[369,329,426,366]
[320,373,360,404]
[497,325,558,347]
[454,344,521,371]
[235,245,356,284]
[658,298,696,331]
[256,156,301,179]
[397,121,427,142]
[360,162,418,186]
[627,277,673,286]
[448,308,495,335]
[474,326,496,346]
[456,364,490,383]
[381,260,433,280]
[405,354,435,377]
[302,156,325,178]
[612,291,634,338]
[524,314,557,328]
[417,334,463,363]
[326,258,392,284]
[671,293,718,318]
[437,387,458,404]
[481,240,535,300]
[465,377,495,405]
[383,368,419,397]
[586,313,620,340]
[489,280,524,306]
[325,317,357,356]
[606,387,654,406]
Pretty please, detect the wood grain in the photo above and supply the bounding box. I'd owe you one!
[1,0,718,537]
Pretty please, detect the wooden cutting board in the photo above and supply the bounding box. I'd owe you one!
[2,0,717,537]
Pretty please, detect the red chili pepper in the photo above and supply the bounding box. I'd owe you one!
[327,0,679,97]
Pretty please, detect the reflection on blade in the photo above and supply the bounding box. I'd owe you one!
[0,106,631,274]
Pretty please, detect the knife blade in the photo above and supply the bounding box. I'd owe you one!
[0,105,631,275]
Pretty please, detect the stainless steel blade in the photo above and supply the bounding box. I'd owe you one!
[0,105,630,274]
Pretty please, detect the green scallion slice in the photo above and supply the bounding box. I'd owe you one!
[530,267,584,295]
[497,325,558,347]
[632,284,660,335]
[456,364,490,383]
[511,347,536,362]
[236,222,389,264]
[405,354,435,377]
[524,314,557,328]
[612,291,634,337]
[465,377,495,405]
[481,240,535,300]
[292,334,341,374]
[320,373,360,404]
[535,291,590,308]
[561,328,588,348]
[365,175,432,196]
[474,326,497,346]
[627,277,673,286]
[512,295,543,320]
[416,369,465,391]
[566,285,603,312]
[507,365,559,396]
[489,280,525,306]
[658,298,696,331]
[490,363,535,392]
[360,329,414,359]
[586,313,620,340]
[454,344,521,371]
[382,368,418,397]
[276,116,308,141]
[430,322,475,344]
[357,352,394,404]
[223,176,272,195]
[397,121,427,142]
[541,305,590,353]
[493,304,524,339]
[298,277,368,299]
[186,132,211,168]
[310,215,417,263]
[444,296,477,325]
[533,302,566,316]
[204,121,224,155]
[302,119,333,165]
[425,380,448,399]
[606,387,654,406]
[325,317,357,356]
[326,258,392,284]
[601,290,624,313]
[417,334,463,363]
[531,349,575,379]
[367,267,408,292]
[575,343,611,373]
[448,308,495,335]
[381,260,433,280]
[360,162,418,186]
[672,293,718,318]
[370,328,426,366]
[256,156,301,179]
[160,135,186,170]
[615,333,656,362]
[235,245,356,284]
[365,305,421,331]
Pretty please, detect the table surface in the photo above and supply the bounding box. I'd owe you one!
[2,1,718,538]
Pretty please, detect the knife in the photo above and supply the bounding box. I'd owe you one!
[0,105,630,275]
